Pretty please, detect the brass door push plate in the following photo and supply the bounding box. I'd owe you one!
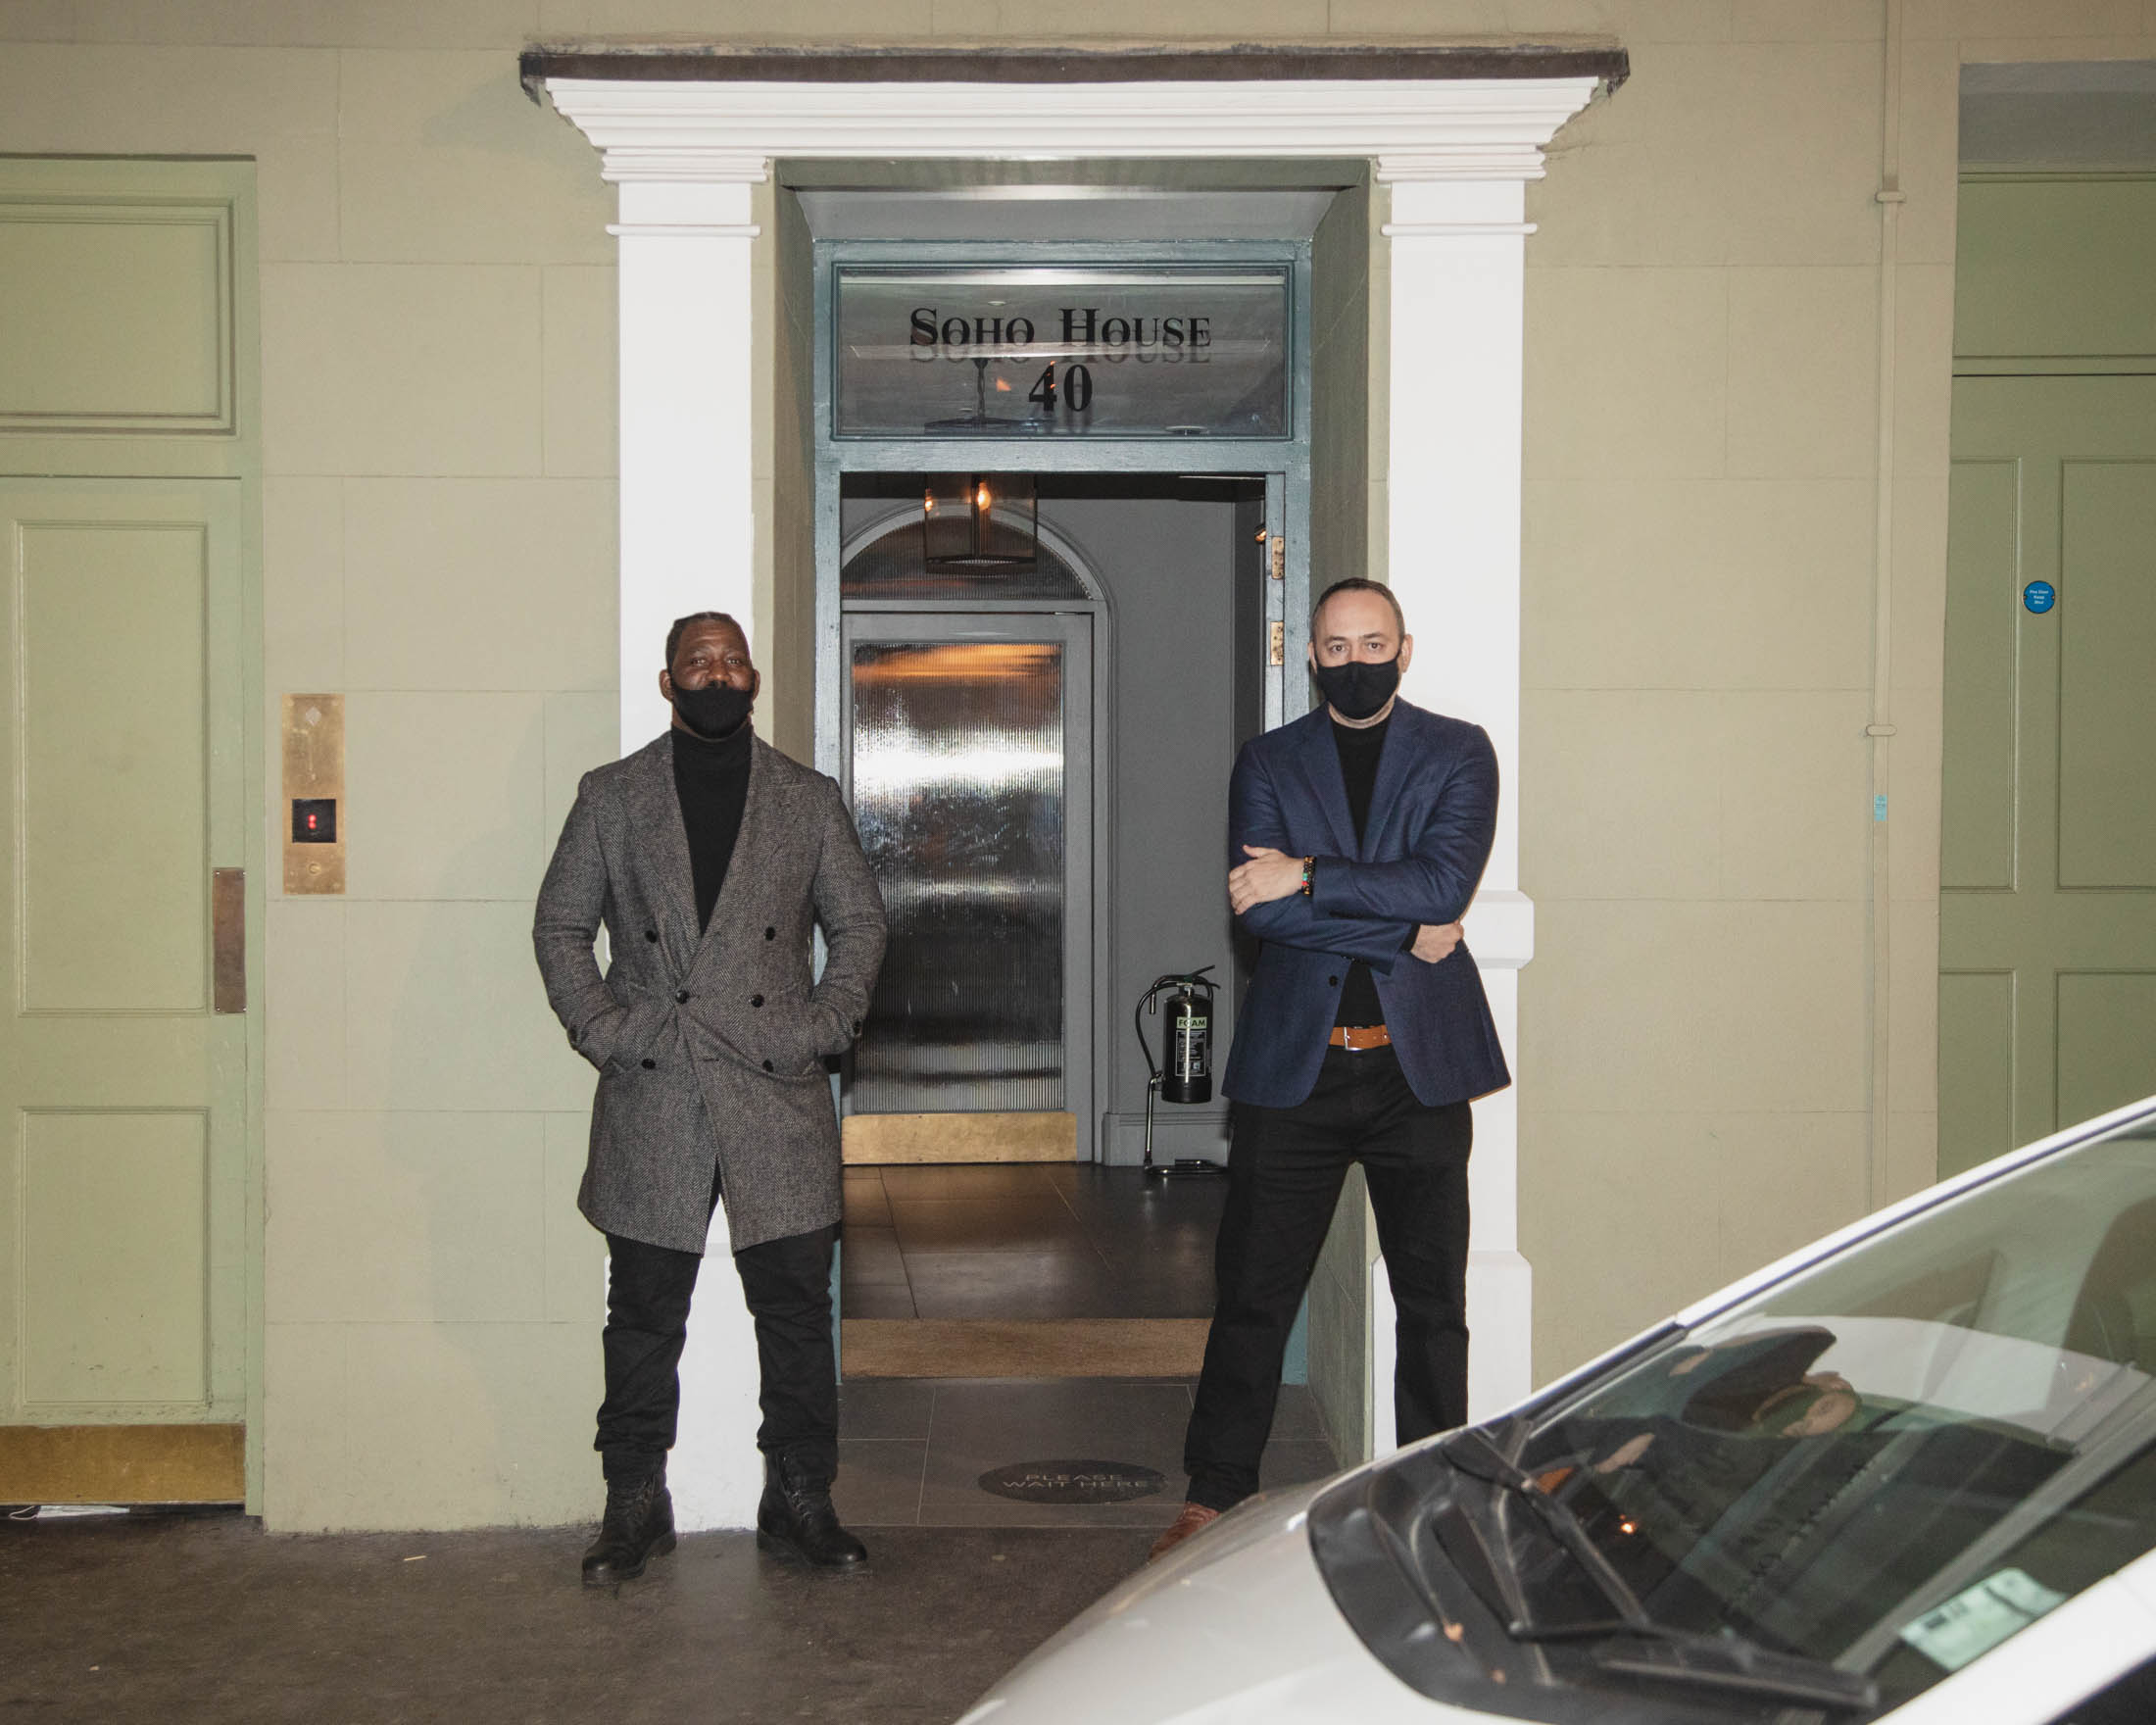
[281,693,345,895]
[212,867,246,1011]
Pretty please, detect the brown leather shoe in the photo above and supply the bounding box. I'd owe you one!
[1147,1502,1221,1562]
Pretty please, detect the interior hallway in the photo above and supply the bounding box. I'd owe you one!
[838,1161,1233,1378]
[841,1162,1223,1321]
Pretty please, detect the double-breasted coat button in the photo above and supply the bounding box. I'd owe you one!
[852,1020,862,1035]
[641,1059,656,1069]
[764,926,776,940]
[751,994,763,1008]
[1327,975,1340,986]
[645,929,659,943]
[761,1060,774,1071]
[675,989,689,1004]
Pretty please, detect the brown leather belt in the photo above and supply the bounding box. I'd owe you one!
[1329,1024,1392,1051]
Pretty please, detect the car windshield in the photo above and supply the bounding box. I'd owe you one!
[1488,1111,2156,1710]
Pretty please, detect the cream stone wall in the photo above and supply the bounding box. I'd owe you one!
[0,17,625,1527]
[2,0,2151,1528]
[1516,0,2156,1378]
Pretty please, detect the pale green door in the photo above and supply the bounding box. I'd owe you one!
[0,479,249,1494]
[1940,376,2156,1174]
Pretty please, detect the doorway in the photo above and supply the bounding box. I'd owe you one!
[803,213,1327,1446]
[0,159,262,1511]
[832,476,1268,1376]
[1940,167,2156,1171]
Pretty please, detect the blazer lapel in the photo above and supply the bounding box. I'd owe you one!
[1362,701,1427,860]
[624,736,698,954]
[1289,715,1359,859]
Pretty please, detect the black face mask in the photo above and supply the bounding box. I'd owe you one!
[669,678,755,740]
[1311,654,1400,722]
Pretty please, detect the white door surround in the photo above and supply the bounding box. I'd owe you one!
[539,46,1618,1529]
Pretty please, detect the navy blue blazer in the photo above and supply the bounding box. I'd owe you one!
[1220,699,1512,1110]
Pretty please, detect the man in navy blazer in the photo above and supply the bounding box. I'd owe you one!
[1152,577,1510,1559]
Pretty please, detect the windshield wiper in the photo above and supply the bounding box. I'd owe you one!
[1439,1424,1650,1628]
[1438,1426,1880,1713]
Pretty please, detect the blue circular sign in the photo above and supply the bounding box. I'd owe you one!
[2024,580,2057,615]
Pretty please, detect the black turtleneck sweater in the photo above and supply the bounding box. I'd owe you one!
[671,721,752,933]
[1332,714,1390,1028]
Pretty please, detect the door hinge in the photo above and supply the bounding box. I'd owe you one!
[1270,535,1286,581]
[1268,620,1285,666]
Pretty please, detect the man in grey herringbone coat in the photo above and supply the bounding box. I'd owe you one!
[535,612,886,1587]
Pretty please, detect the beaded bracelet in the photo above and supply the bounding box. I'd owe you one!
[1300,856,1315,898]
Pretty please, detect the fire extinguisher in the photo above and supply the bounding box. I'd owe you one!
[1135,967,1226,1179]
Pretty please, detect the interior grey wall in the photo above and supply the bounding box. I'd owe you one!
[1040,486,1250,1165]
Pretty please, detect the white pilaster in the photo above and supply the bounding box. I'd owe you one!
[612,170,765,750]
[608,162,769,1531]
[1373,164,1540,1444]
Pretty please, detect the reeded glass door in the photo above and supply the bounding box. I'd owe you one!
[840,614,1092,1159]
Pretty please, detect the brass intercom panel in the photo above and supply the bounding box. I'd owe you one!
[281,693,345,895]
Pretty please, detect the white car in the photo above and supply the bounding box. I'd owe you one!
[962,1097,2156,1725]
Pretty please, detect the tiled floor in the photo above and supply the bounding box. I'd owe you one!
[841,1162,1226,1321]
[834,1376,1337,1529]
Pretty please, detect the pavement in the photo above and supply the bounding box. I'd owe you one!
[0,1509,1150,1725]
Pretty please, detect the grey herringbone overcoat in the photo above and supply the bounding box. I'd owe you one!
[533,730,887,1254]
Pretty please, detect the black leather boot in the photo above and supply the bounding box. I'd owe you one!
[756,1452,866,1568]
[580,1469,675,1587]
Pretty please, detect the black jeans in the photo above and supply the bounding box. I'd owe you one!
[1183,1045,1472,1512]
[595,1198,838,1488]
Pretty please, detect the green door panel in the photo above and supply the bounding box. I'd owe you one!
[0,480,248,1426]
[1939,458,2019,892]
[2057,461,2156,888]
[1940,377,2156,1174]
[1937,970,2016,1175]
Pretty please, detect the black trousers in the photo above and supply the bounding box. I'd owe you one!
[1183,1045,1472,1512]
[595,1176,838,1488]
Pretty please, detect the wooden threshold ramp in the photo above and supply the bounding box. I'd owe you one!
[842,1318,1208,1379]
[843,1110,1076,1165]
[0,1424,244,1504]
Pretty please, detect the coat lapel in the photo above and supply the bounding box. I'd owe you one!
[624,735,698,953]
[1288,715,1359,860]
[695,737,769,959]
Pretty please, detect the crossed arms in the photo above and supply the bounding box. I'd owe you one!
[1227,728,1498,971]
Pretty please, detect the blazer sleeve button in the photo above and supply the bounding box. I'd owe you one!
[641,1058,656,1070]
[645,929,659,943]
[1327,975,1340,986]
[761,1059,774,1072]
[751,994,764,1008]
[675,990,689,1004]
[764,926,776,940]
